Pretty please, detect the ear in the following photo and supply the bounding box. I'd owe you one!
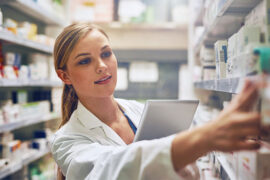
[56,69,72,85]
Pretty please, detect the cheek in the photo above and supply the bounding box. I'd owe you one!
[111,57,118,74]
[69,68,94,86]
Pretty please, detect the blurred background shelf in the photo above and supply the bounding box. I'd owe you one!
[0,0,65,26]
[0,30,53,54]
[0,148,50,179]
[96,21,188,30]
[194,77,242,93]
[0,112,60,133]
[0,79,62,87]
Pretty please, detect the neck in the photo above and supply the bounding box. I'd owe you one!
[79,95,121,125]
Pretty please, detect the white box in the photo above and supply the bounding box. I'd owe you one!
[200,46,215,67]
[215,40,228,79]
[227,33,238,78]
[237,145,270,180]
[237,26,261,54]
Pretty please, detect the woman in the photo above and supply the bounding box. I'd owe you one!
[50,23,266,180]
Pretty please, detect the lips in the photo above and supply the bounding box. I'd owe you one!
[94,75,112,84]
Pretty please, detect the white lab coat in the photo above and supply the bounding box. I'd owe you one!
[49,99,196,180]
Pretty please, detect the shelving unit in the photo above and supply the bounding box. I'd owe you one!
[189,0,270,179]
[0,147,50,179]
[0,0,65,26]
[0,0,65,179]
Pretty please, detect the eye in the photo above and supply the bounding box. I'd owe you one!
[101,51,112,58]
[78,58,91,65]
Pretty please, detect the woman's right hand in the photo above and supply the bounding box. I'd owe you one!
[206,79,262,152]
[171,78,267,171]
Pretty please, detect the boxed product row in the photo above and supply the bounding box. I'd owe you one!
[0,48,58,82]
[213,142,270,180]
[199,0,270,80]
[0,9,55,46]
[0,100,50,125]
[0,130,53,170]
[200,34,269,81]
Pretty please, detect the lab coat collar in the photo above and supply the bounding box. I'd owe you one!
[76,101,127,145]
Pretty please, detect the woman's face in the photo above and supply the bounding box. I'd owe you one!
[63,30,118,99]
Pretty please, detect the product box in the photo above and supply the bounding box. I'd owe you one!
[245,0,270,44]
[200,46,215,67]
[245,0,265,30]
[29,53,49,80]
[202,66,216,80]
[227,33,237,78]
[233,26,261,77]
[215,40,228,79]
[237,144,270,180]
[237,26,261,54]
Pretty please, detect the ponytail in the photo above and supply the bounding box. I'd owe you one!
[59,84,78,128]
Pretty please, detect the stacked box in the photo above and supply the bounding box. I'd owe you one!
[215,40,228,79]
[227,33,238,78]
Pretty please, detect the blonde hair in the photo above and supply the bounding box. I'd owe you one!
[53,23,109,180]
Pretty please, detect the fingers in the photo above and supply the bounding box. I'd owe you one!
[235,82,259,111]
[232,76,268,112]
[230,112,261,128]
[232,127,260,139]
[233,140,261,151]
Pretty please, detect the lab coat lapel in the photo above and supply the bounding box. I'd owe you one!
[76,101,126,146]
[116,99,140,128]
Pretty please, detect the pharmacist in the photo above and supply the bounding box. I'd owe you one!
[49,23,269,180]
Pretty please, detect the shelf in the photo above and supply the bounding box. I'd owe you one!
[0,0,65,26]
[22,148,50,166]
[194,0,262,54]
[0,30,53,54]
[0,112,60,133]
[216,155,236,180]
[0,79,62,87]
[194,77,242,93]
[96,22,188,31]
[0,148,50,179]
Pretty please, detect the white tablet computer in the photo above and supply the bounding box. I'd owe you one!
[133,100,199,142]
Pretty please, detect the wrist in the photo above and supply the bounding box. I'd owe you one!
[196,123,216,153]
[171,125,213,171]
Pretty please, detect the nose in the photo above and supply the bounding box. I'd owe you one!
[96,59,107,74]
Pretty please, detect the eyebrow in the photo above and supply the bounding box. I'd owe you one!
[101,45,109,50]
[75,45,110,59]
[75,53,91,59]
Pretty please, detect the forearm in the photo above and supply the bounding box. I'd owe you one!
[171,123,212,171]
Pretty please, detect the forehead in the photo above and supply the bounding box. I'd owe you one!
[72,30,109,54]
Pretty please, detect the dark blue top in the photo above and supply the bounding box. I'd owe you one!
[120,108,137,134]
